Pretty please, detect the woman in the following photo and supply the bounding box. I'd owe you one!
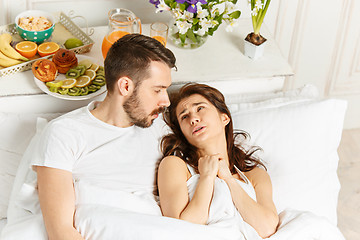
[158,83,279,239]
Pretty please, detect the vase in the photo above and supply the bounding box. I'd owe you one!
[243,37,267,60]
[168,23,208,49]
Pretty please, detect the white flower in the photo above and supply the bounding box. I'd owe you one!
[225,1,237,14]
[196,2,209,19]
[176,20,192,34]
[211,2,226,17]
[172,9,183,19]
[194,28,206,36]
[184,11,194,21]
[255,0,264,10]
[156,0,170,13]
[225,19,239,32]
[251,9,258,16]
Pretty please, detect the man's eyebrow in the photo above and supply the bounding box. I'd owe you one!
[153,84,170,89]
[178,102,207,117]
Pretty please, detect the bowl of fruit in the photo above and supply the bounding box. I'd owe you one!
[15,10,55,43]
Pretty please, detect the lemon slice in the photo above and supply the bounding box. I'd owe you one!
[78,59,93,69]
[89,63,99,71]
[61,79,77,88]
[76,75,91,87]
[46,80,63,88]
[84,69,96,80]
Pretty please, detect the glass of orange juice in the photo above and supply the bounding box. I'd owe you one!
[150,22,168,46]
[102,8,142,59]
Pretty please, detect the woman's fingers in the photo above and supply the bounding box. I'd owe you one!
[198,154,220,178]
[217,159,232,180]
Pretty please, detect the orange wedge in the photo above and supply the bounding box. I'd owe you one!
[15,41,38,58]
[75,75,91,87]
[60,79,77,88]
[38,42,60,57]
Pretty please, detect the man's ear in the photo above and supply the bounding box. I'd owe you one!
[116,77,134,96]
[221,113,231,126]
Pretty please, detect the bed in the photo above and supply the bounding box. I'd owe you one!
[0,85,346,239]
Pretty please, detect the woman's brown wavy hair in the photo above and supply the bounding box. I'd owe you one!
[161,83,265,174]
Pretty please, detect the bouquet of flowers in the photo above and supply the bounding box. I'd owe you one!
[149,0,241,48]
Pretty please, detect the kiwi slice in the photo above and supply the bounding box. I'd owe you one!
[58,88,69,95]
[67,87,81,96]
[66,69,80,79]
[75,65,86,75]
[92,78,106,86]
[49,87,59,93]
[79,87,89,95]
[94,75,105,81]
[88,84,100,92]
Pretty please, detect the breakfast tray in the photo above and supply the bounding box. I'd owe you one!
[0,11,95,77]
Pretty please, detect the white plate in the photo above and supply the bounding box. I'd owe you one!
[34,55,107,100]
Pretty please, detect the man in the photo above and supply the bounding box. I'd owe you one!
[33,34,176,239]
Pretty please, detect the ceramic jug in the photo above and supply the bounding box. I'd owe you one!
[101,8,142,58]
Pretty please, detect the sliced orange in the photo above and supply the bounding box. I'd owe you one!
[60,78,76,88]
[75,75,91,87]
[89,63,99,71]
[38,42,60,57]
[15,41,38,58]
[84,69,96,80]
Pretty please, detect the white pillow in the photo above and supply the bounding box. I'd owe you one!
[0,113,61,220]
[230,98,347,225]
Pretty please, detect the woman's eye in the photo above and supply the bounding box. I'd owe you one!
[181,115,188,120]
[197,106,204,111]
[154,90,161,93]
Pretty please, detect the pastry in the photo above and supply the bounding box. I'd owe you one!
[52,48,78,73]
[32,59,58,82]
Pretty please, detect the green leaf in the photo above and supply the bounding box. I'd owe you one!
[187,29,197,43]
[231,0,238,4]
[179,33,186,44]
[180,3,186,12]
[164,0,173,6]
[171,2,177,9]
[193,18,199,25]
[229,10,241,19]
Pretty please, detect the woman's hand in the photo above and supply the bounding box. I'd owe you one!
[198,154,220,179]
[217,159,233,181]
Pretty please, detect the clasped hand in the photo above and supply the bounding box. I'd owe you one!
[198,154,232,181]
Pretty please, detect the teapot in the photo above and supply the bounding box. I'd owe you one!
[101,8,142,59]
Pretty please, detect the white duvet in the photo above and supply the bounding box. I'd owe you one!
[0,180,345,240]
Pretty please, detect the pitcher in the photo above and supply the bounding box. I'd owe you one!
[101,8,142,59]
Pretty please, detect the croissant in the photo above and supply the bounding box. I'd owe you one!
[32,59,58,82]
[52,48,78,73]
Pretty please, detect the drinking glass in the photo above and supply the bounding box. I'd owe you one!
[150,22,168,46]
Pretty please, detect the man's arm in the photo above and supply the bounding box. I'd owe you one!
[36,166,85,240]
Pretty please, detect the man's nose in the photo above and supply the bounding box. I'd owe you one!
[159,92,170,107]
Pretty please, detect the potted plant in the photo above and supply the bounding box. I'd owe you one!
[244,0,271,60]
[149,0,241,49]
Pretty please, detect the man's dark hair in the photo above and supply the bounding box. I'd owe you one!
[104,34,176,93]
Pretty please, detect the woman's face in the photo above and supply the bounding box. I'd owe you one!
[175,94,229,148]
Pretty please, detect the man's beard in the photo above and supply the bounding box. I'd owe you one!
[123,89,165,128]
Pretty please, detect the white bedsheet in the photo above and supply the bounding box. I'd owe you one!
[0,181,345,240]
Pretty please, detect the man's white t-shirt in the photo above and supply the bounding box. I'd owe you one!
[31,101,169,212]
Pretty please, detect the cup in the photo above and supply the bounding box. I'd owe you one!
[150,22,168,46]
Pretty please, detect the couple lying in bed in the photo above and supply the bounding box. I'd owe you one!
[16,34,341,240]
